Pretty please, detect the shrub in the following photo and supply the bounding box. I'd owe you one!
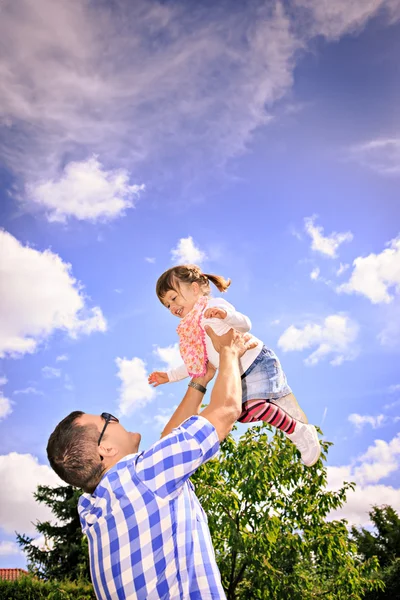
[0,575,96,600]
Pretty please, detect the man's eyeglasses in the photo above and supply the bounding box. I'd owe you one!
[98,412,119,446]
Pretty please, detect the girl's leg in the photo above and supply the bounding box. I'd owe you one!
[238,399,296,434]
[270,393,308,424]
[238,399,321,466]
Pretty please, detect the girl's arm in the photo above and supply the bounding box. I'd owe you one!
[167,362,190,382]
[206,298,251,333]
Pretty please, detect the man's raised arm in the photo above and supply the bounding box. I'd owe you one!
[160,364,216,438]
[201,327,256,441]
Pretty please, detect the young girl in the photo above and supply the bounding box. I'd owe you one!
[149,264,321,467]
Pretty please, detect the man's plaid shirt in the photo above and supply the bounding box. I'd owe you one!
[78,415,226,599]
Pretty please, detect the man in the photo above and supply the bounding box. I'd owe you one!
[47,327,256,599]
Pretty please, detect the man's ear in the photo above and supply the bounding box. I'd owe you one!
[97,443,118,460]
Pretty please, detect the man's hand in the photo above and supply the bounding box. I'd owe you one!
[204,326,257,358]
[192,361,216,386]
[204,307,227,320]
[148,371,169,387]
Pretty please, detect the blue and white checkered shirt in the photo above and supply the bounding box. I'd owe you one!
[78,415,226,599]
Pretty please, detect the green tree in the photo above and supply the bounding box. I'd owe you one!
[191,423,382,600]
[351,505,400,600]
[17,484,90,581]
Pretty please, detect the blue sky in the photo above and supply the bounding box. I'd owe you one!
[1,0,400,568]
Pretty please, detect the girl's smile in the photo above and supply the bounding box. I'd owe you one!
[163,283,202,318]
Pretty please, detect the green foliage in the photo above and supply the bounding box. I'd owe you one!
[16,485,90,581]
[352,505,400,600]
[191,423,383,600]
[0,575,95,600]
[352,505,400,568]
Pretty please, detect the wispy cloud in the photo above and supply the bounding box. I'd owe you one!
[348,138,400,176]
[42,366,62,379]
[56,354,69,362]
[13,386,44,396]
[0,1,300,200]
[389,383,400,393]
[348,413,386,432]
[336,263,350,276]
[2,0,398,209]
[304,216,353,258]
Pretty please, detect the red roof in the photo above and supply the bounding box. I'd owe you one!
[0,568,29,581]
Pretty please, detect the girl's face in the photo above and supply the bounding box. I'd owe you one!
[162,282,202,318]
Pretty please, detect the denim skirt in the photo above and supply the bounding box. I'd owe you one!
[241,346,292,403]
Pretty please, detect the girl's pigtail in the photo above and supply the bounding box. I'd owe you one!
[204,273,231,293]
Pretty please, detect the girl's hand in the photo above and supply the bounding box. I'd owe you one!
[204,307,227,320]
[148,371,169,387]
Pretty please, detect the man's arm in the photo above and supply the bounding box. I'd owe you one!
[201,328,256,441]
[160,364,216,438]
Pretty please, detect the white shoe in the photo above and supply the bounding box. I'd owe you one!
[286,423,321,467]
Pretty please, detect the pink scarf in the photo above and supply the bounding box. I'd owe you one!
[177,295,209,377]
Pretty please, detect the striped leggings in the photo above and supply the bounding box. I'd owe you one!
[238,399,296,434]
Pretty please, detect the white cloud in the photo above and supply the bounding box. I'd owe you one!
[13,386,44,396]
[327,433,400,526]
[0,541,22,556]
[0,452,63,535]
[349,138,400,176]
[153,343,182,371]
[56,354,69,362]
[337,236,400,304]
[171,236,207,265]
[304,216,353,258]
[348,413,386,432]
[0,376,7,386]
[115,356,156,417]
[354,435,400,485]
[310,267,320,280]
[145,257,156,264]
[27,156,144,223]
[42,366,61,379]
[336,263,349,276]
[277,314,359,366]
[0,230,107,358]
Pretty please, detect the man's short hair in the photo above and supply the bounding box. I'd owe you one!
[47,411,105,493]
